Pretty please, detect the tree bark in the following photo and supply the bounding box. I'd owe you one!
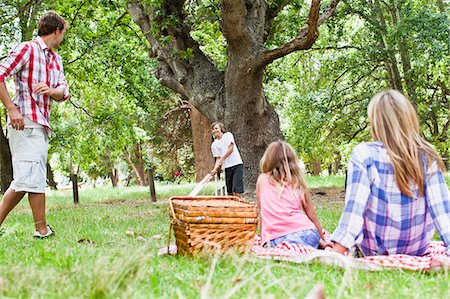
[46,162,57,190]
[0,114,12,194]
[390,2,417,107]
[437,0,445,13]
[371,0,403,92]
[18,0,41,42]
[109,168,119,187]
[313,160,322,176]
[189,104,214,182]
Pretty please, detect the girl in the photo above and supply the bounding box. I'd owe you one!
[257,140,326,248]
[330,90,450,257]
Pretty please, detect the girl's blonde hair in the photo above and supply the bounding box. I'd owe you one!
[260,140,308,192]
[368,90,445,197]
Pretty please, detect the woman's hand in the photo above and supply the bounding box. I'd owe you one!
[318,238,332,249]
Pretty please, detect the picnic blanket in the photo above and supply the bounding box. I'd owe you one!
[252,232,450,271]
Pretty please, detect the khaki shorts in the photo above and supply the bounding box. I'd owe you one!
[7,127,48,193]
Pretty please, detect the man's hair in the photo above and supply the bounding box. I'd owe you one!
[211,121,227,133]
[38,11,67,36]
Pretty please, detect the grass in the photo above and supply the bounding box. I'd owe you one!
[0,175,449,298]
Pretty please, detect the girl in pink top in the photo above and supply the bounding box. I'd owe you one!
[256,140,325,248]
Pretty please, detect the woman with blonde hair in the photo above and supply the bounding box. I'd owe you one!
[330,90,450,256]
[257,140,326,248]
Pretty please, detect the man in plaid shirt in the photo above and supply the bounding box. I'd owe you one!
[0,11,69,238]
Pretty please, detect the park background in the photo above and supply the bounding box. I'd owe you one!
[0,0,449,298]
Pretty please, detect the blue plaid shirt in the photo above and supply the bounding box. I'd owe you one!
[331,141,450,256]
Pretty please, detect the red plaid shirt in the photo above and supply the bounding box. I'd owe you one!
[0,36,70,131]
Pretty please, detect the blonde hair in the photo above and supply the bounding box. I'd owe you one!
[368,90,445,197]
[260,140,308,192]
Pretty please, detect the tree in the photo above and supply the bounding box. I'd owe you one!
[126,0,342,191]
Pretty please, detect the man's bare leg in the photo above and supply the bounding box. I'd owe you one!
[0,188,26,226]
[233,193,241,198]
[28,192,47,234]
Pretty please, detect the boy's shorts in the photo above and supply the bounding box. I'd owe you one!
[225,163,244,194]
[7,126,48,193]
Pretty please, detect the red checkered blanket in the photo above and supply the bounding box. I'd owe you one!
[252,233,449,271]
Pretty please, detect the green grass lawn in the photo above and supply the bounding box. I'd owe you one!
[0,176,449,298]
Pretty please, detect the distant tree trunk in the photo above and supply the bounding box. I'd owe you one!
[148,167,157,202]
[372,0,403,92]
[437,0,445,13]
[46,162,57,190]
[333,156,340,174]
[189,104,215,182]
[391,2,417,107]
[313,160,322,176]
[124,144,148,186]
[18,0,42,42]
[0,114,12,194]
[110,168,119,187]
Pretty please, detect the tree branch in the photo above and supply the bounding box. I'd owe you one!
[259,0,341,68]
[67,11,128,65]
[220,0,250,46]
[265,0,291,25]
[0,0,36,27]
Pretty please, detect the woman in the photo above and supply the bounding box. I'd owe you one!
[329,90,449,257]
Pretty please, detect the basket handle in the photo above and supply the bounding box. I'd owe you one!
[167,199,177,254]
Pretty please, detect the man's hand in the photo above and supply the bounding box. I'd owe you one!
[210,159,222,175]
[33,82,52,96]
[8,106,24,130]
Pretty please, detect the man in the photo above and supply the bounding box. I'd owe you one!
[210,122,244,197]
[0,11,70,238]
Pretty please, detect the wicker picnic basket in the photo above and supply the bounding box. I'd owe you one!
[168,196,258,255]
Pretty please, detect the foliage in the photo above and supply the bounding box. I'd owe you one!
[1,0,198,184]
[266,0,450,171]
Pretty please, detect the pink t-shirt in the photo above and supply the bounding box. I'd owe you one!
[257,174,316,244]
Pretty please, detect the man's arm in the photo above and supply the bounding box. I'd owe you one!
[0,42,31,130]
[211,143,234,174]
[0,82,24,130]
[33,83,66,101]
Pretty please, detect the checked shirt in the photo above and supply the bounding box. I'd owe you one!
[331,141,450,256]
[0,36,69,131]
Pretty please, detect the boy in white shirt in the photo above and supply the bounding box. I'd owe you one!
[210,122,244,197]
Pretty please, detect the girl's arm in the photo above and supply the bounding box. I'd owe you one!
[256,175,263,233]
[302,190,325,241]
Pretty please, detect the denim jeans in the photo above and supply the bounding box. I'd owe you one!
[269,229,320,248]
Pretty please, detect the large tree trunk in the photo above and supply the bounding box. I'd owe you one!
[223,52,282,191]
[127,0,341,192]
[189,104,215,182]
[0,114,12,193]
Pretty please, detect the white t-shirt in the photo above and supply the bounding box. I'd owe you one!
[211,140,220,158]
[211,132,243,169]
